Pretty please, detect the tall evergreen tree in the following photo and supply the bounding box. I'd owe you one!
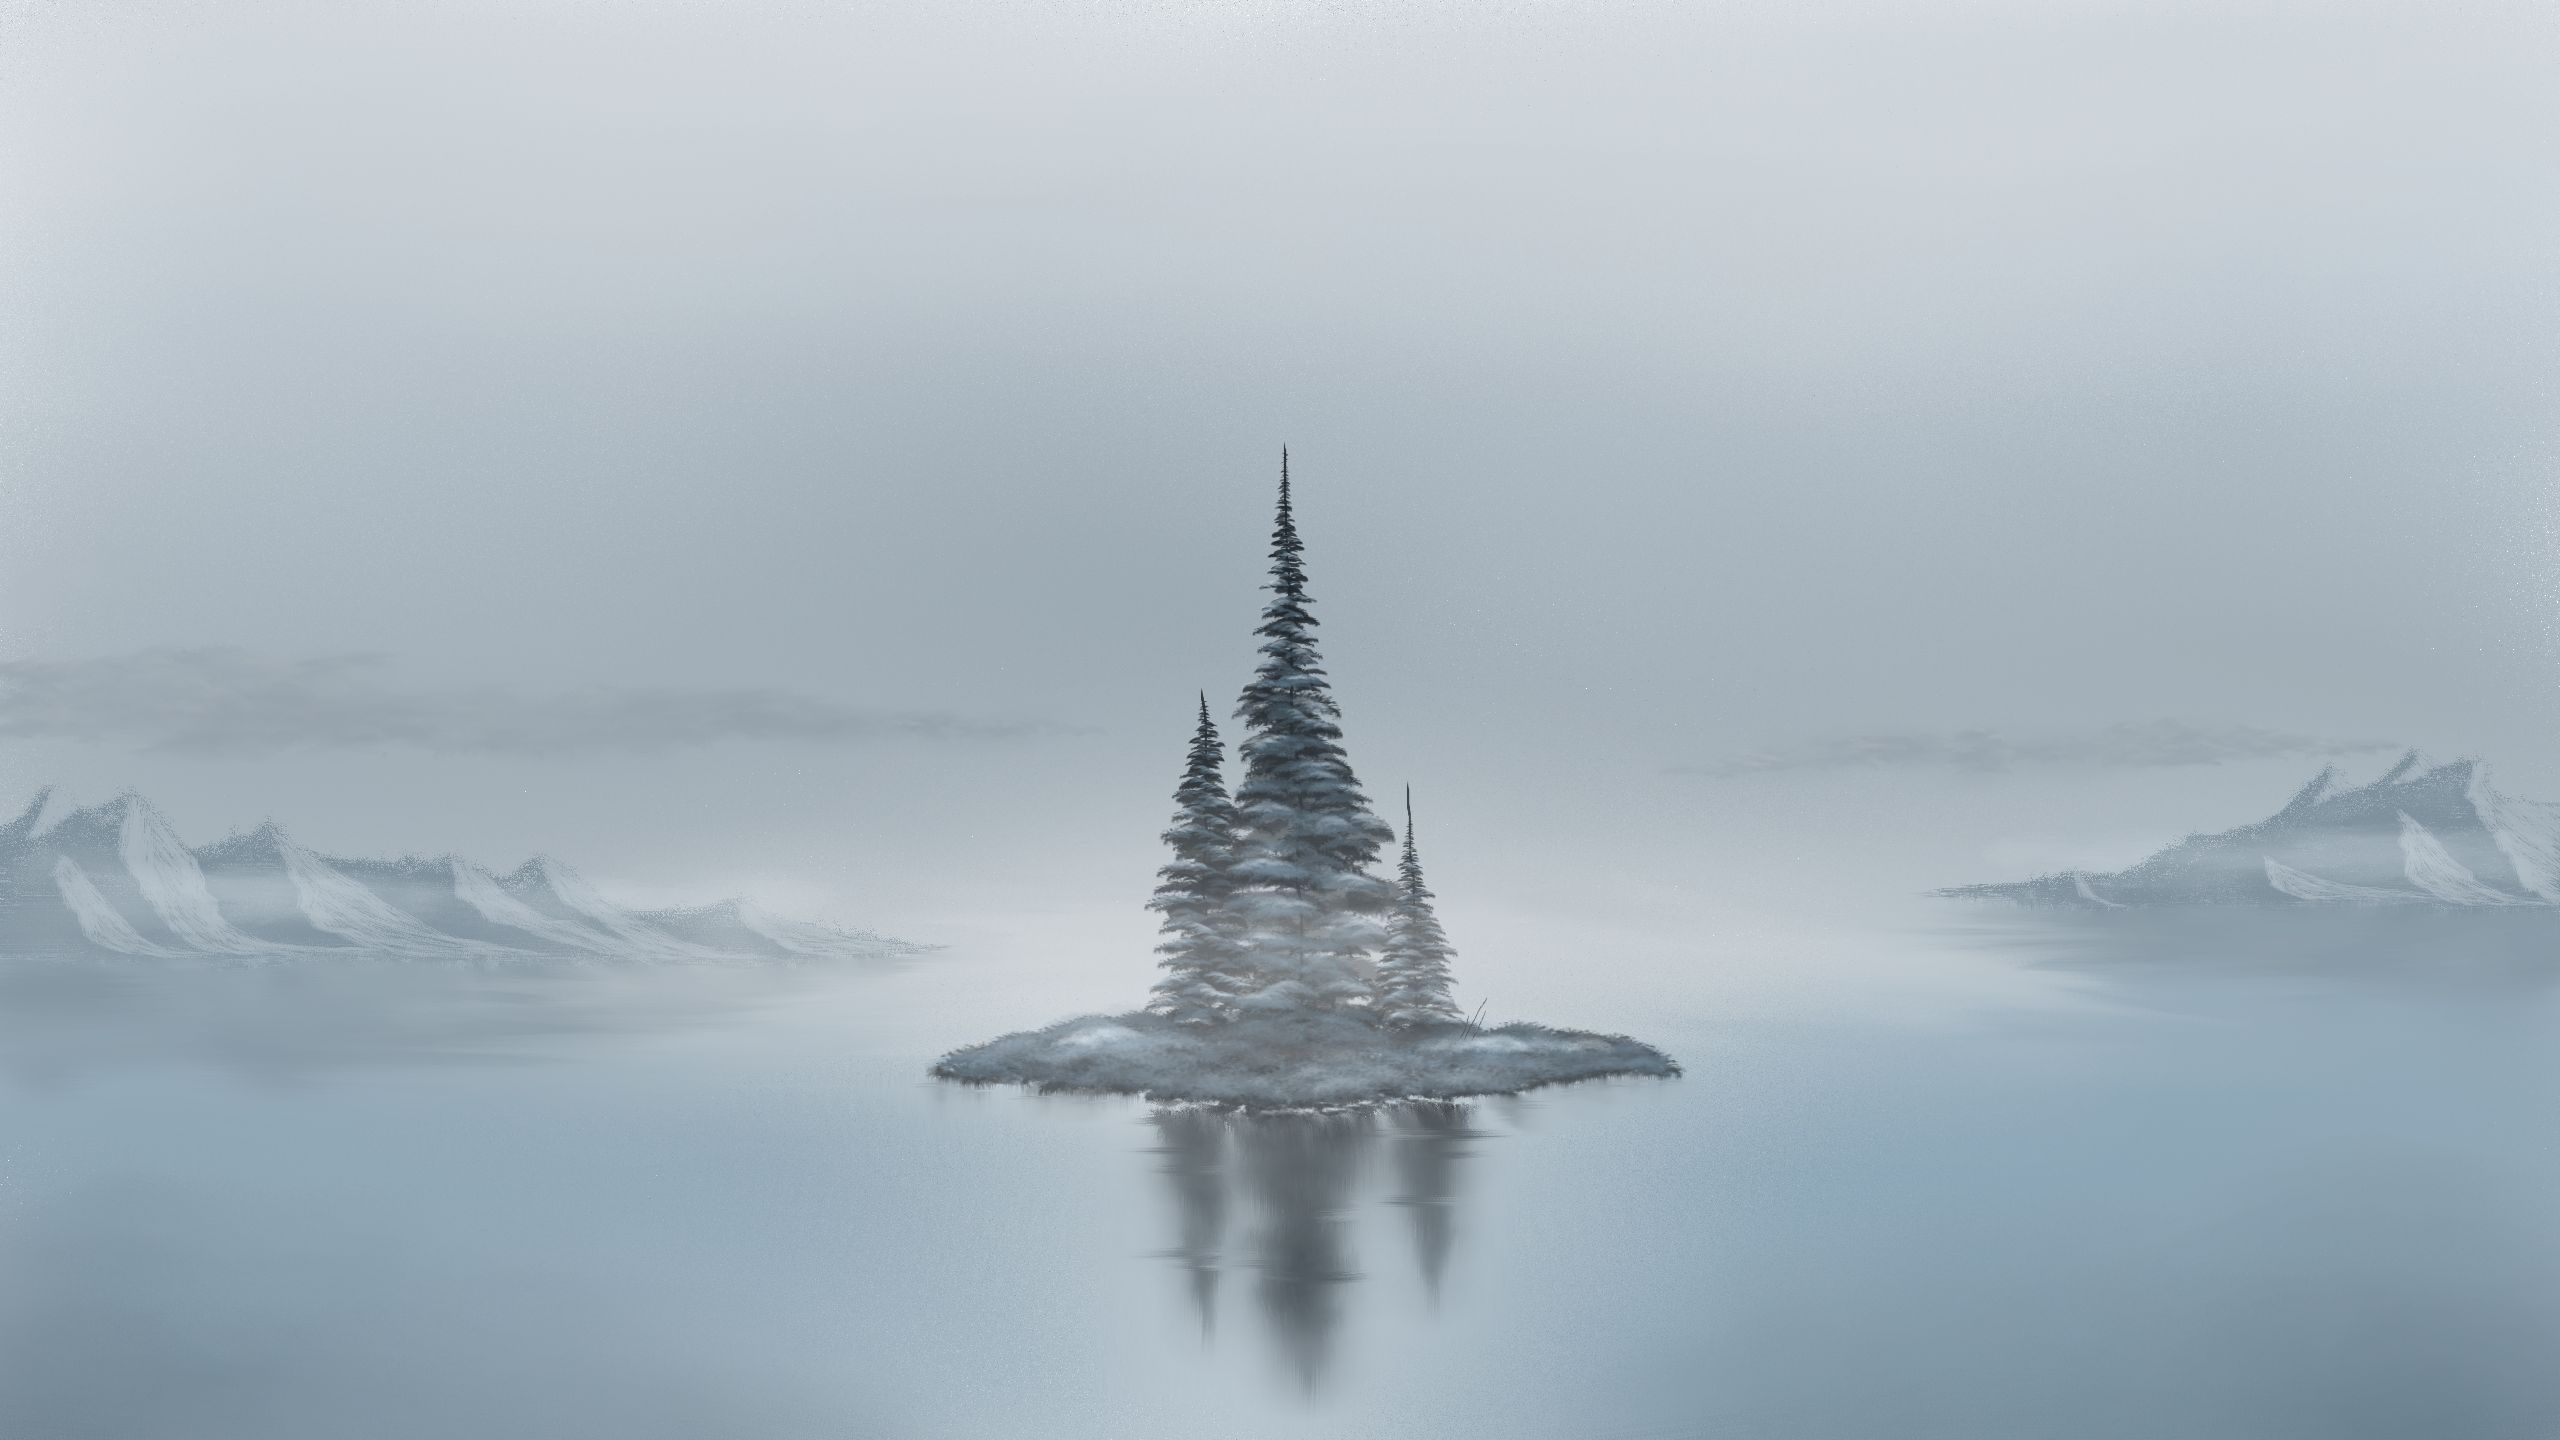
[1147,694,1246,1024]
[1376,788,1461,1027]
[1228,449,1397,1009]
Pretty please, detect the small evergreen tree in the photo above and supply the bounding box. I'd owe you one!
[1147,694,1246,1023]
[1376,788,1461,1027]
[1228,449,1398,1009]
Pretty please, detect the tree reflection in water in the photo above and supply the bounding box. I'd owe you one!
[1145,1108,1231,1339]
[1143,1102,1483,1390]
[1385,1101,1483,1305]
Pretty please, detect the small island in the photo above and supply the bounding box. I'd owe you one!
[933,453,1678,1107]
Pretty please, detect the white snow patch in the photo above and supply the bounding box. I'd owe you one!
[282,837,489,956]
[525,860,715,960]
[2074,876,2125,909]
[119,798,274,954]
[737,902,917,960]
[52,855,180,956]
[452,860,618,953]
[935,1011,1679,1106]
[2397,811,2533,906]
[2469,767,2560,902]
[2263,856,2424,904]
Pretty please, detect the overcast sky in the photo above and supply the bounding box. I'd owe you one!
[2,0,2555,954]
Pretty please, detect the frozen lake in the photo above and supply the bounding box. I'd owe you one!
[5,909,2559,1439]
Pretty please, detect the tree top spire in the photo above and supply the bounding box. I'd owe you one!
[1275,446,1296,541]
[1264,446,1307,605]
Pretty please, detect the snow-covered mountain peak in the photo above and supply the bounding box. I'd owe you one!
[0,788,51,845]
[1946,751,2560,908]
[0,786,928,962]
[194,819,295,866]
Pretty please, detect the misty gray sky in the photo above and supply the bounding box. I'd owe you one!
[3,0,2556,951]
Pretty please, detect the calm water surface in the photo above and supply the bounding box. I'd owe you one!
[4,913,2558,1439]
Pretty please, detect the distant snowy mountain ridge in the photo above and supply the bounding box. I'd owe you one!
[0,788,925,961]
[1944,753,2560,908]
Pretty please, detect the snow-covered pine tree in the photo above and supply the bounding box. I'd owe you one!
[1147,693,1246,1024]
[1227,449,1398,1010]
[1376,787,1461,1027]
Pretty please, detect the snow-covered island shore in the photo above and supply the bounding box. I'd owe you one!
[933,454,1676,1110]
[933,1010,1678,1108]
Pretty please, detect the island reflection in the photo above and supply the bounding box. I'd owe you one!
[1144,1102,1485,1390]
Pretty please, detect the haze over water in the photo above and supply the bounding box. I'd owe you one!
[7,840,2558,1439]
